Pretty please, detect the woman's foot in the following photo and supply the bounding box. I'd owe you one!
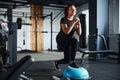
[69,61,79,68]
[53,61,61,71]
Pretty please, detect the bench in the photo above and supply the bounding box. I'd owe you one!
[79,49,119,64]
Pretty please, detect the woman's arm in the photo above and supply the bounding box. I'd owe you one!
[61,18,78,35]
[76,21,82,36]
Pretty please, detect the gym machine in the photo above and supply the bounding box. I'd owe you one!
[0,5,34,80]
[6,5,18,66]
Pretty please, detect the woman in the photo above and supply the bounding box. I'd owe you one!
[54,4,82,71]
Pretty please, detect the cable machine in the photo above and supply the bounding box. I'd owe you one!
[7,6,17,66]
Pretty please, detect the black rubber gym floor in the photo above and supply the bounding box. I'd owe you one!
[25,59,120,80]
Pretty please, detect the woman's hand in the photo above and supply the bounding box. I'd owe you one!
[74,17,80,24]
[74,17,82,36]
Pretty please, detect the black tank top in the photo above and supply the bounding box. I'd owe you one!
[57,17,76,40]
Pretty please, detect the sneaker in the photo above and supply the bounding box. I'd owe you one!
[53,61,61,71]
[69,62,79,68]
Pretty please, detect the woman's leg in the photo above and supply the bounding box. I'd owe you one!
[54,37,71,70]
[54,46,70,70]
[70,38,79,61]
[68,38,79,68]
[62,46,71,63]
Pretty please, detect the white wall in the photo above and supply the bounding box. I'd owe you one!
[119,0,120,32]
[76,3,89,16]
[109,0,119,34]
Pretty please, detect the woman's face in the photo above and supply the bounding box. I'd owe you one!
[68,5,77,17]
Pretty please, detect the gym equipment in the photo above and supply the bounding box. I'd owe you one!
[53,66,91,80]
[0,55,34,80]
[16,17,22,29]
[63,66,90,80]
[8,23,17,66]
[79,34,119,64]
[79,14,87,48]
[0,5,21,67]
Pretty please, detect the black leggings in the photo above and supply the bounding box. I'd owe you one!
[57,37,79,64]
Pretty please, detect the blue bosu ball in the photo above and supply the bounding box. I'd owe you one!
[63,66,90,80]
